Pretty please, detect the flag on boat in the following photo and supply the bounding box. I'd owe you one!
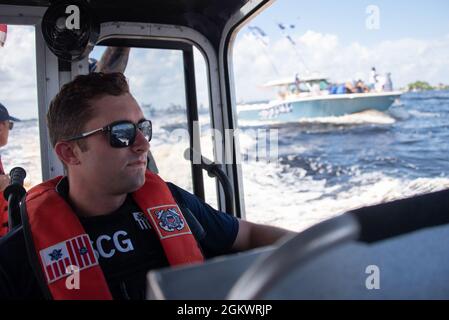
[248,25,269,46]
[277,22,296,45]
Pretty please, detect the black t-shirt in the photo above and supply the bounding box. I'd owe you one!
[0,180,239,300]
[78,195,169,299]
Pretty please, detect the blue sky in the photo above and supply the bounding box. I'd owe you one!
[248,0,449,45]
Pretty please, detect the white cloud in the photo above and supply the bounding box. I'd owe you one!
[124,49,187,109]
[233,30,449,102]
[0,25,38,119]
[124,47,211,112]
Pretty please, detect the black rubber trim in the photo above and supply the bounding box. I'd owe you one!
[167,182,206,243]
[20,195,53,300]
[350,188,449,243]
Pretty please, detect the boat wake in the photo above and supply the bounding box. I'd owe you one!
[241,158,449,232]
[296,109,396,125]
[237,107,396,127]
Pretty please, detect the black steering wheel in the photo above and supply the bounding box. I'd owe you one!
[226,214,360,300]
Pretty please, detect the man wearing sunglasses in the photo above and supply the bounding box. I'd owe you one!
[0,72,295,299]
[0,102,20,237]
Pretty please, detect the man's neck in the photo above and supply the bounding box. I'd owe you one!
[67,177,127,217]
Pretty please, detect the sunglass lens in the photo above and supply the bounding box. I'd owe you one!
[110,122,136,148]
[8,122,13,130]
[138,120,152,142]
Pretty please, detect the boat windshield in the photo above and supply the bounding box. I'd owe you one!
[286,79,329,94]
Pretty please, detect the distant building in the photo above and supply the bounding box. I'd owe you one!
[436,83,449,91]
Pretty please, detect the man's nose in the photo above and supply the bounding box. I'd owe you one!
[131,129,150,154]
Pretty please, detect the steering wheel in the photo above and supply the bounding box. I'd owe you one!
[226,214,360,300]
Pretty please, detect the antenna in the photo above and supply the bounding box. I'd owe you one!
[277,22,311,76]
[247,26,280,76]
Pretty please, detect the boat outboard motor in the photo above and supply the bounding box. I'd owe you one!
[3,167,26,231]
[41,0,99,62]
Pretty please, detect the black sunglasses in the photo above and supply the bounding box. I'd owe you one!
[8,122,13,130]
[65,119,152,148]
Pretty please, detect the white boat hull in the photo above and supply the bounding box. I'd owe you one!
[238,91,402,123]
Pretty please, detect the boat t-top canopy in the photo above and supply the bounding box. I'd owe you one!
[262,75,329,87]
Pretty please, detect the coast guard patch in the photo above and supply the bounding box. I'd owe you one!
[157,207,185,232]
[146,205,191,239]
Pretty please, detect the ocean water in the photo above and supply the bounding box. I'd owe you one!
[237,90,449,231]
[2,90,449,232]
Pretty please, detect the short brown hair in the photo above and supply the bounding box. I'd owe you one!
[47,72,130,150]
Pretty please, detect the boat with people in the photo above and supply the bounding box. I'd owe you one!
[237,74,402,123]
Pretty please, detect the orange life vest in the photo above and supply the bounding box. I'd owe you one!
[21,170,204,299]
[0,196,7,237]
[0,157,8,237]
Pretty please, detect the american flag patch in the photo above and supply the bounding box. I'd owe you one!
[39,234,98,284]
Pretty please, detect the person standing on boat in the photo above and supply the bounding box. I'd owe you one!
[294,73,301,94]
[0,102,20,237]
[384,72,393,92]
[368,67,378,91]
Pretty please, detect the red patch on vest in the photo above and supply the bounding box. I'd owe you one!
[39,234,98,284]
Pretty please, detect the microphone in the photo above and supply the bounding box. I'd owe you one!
[4,167,27,231]
[3,167,27,200]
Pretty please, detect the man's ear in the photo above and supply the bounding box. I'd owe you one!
[54,141,81,166]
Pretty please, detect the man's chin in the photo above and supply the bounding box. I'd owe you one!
[127,172,146,192]
[114,170,146,194]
